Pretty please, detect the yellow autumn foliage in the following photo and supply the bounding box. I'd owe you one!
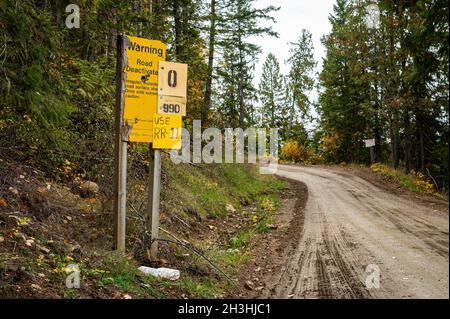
[281,140,304,162]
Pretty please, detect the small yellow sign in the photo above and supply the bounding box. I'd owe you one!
[152,114,182,149]
[158,61,188,98]
[158,95,187,116]
[123,35,166,142]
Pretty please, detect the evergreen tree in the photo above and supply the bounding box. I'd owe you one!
[258,53,284,128]
[215,0,279,128]
[287,29,316,119]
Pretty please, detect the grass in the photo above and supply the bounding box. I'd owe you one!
[84,253,165,298]
[82,162,287,299]
[370,163,439,195]
[164,160,286,219]
[178,276,223,298]
[208,246,251,267]
[229,229,254,249]
[253,194,281,233]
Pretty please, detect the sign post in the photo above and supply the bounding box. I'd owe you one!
[364,138,376,164]
[114,34,166,252]
[113,35,187,258]
[113,35,127,251]
[149,61,187,260]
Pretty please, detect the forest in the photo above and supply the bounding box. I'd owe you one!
[0,0,448,192]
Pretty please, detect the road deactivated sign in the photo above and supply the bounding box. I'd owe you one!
[122,35,166,143]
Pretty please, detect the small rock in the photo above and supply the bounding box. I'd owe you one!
[6,264,19,272]
[69,244,82,254]
[25,239,35,247]
[254,267,261,272]
[123,294,132,299]
[0,236,4,243]
[255,286,264,291]
[267,224,278,229]
[79,181,99,197]
[226,204,236,214]
[244,280,254,290]
[9,187,18,195]
[31,284,41,290]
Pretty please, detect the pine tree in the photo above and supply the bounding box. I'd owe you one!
[258,53,284,128]
[215,0,279,128]
[287,29,316,119]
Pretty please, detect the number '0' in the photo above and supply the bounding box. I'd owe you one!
[168,70,177,88]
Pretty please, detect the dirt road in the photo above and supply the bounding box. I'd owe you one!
[263,165,449,299]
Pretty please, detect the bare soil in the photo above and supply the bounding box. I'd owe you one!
[233,178,308,298]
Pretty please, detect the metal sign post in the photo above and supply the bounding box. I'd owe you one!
[148,61,187,260]
[149,149,161,259]
[113,35,127,251]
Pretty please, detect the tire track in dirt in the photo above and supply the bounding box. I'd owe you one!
[262,165,449,299]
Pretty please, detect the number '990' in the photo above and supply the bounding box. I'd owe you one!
[162,103,180,114]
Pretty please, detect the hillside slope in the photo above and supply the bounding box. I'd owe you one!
[0,155,285,298]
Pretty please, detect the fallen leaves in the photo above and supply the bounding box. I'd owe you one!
[36,187,46,193]
[0,198,7,206]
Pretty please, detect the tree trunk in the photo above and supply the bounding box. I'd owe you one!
[403,110,412,174]
[172,0,182,59]
[415,108,425,171]
[389,109,400,169]
[202,0,216,126]
[238,76,245,128]
[237,20,245,129]
[373,83,382,163]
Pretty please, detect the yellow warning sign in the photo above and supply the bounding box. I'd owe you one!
[152,114,182,149]
[123,35,166,142]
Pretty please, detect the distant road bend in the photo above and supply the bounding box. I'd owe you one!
[264,165,449,299]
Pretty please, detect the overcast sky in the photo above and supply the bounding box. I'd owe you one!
[251,0,336,120]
